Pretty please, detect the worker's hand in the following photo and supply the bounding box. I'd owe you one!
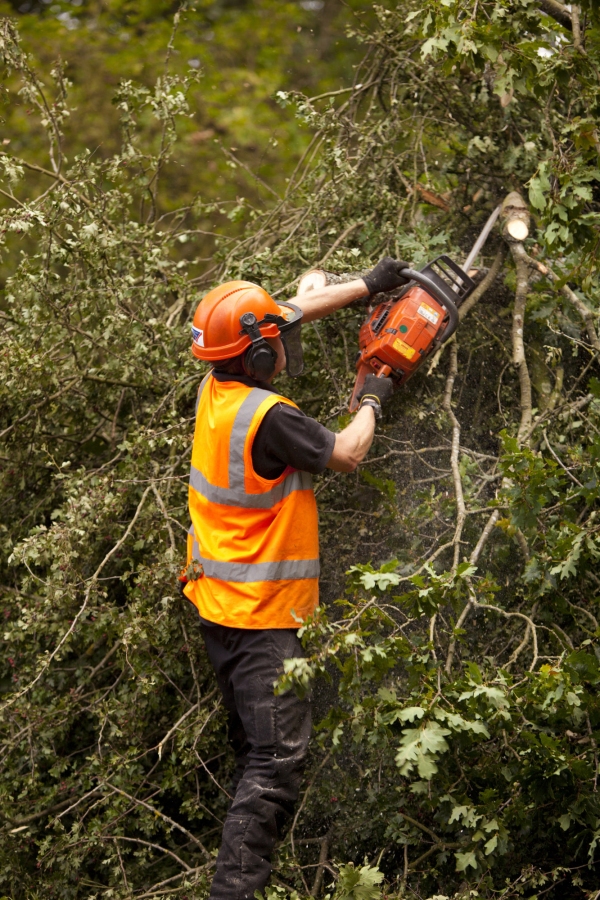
[362,257,410,295]
[358,374,394,418]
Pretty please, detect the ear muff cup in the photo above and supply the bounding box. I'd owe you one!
[243,342,277,381]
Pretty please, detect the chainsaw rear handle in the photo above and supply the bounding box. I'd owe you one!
[399,268,459,343]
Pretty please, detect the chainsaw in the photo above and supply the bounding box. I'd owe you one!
[348,255,475,411]
[295,207,502,411]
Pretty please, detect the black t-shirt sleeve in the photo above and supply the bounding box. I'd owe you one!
[251,403,336,480]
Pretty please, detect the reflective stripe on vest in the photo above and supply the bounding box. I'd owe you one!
[189,466,312,509]
[187,378,320,605]
[189,380,312,510]
[187,525,318,582]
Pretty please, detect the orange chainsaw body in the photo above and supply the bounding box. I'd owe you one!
[349,285,448,411]
[348,255,475,412]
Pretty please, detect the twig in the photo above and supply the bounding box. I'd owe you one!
[505,602,539,669]
[542,429,584,487]
[443,342,466,572]
[130,864,213,899]
[311,828,333,897]
[399,811,443,843]
[0,488,152,712]
[509,242,534,444]
[290,752,332,859]
[317,221,364,267]
[474,601,539,671]
[104,783,210,859]
[157,703,199,760]
[520,252,600,353]
[470,509,501,566]
[104,834,193,873]
[114,837,129,889]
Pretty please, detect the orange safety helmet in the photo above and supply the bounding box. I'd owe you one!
[191,280,304,377]
[191,281,283,361]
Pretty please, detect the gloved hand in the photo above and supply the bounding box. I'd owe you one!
[363,257,411,295]
[358,373,394,417]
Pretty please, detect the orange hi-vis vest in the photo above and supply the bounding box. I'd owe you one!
[184,374,320,629]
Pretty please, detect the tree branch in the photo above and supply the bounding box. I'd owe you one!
[443,342,466,573]
[538,0,573,31]
[520,252,600,354]
[509,242,534,443]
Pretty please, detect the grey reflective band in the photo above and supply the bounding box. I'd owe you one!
[190,465,312,509]
[188,523,200,559]
[189,382,317,580]
[195,374,210,415]
[190,379,313,508]
[188,524,318,581]
[199,555,320,583]
[228,387,274,492]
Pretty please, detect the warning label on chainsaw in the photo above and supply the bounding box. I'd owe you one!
[417,303,440,325]
[393,338,416,360]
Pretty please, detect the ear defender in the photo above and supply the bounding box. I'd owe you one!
[239,312,278,381]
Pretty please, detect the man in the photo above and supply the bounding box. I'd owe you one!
[182,258,410,900]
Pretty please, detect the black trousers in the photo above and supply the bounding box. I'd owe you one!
[201,623,311,900]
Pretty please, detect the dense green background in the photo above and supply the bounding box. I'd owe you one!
[0,2,599,899]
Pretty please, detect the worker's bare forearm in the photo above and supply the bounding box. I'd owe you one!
[326,405,375,473]
[291,279,367,323]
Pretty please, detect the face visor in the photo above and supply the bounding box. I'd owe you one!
[261,302,304,377]
[277,302,304,377]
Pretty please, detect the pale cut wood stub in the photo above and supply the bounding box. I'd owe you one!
[297,269,328,295]
[500,191,531,242]
[298,268,365,290]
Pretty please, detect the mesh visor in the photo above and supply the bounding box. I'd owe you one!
[276,302,304,377]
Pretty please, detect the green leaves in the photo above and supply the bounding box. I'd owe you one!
[335,863,384,900]
[346,561,401,593]
[395,720,451,779]
[455,850,477,872]
[528,162,551,211]
[1,0,600,896]
[397,562,476,618]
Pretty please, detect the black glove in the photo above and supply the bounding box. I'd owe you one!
[363,257,411,295]
[358,374,394,417]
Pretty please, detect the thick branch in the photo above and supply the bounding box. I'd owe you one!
[311,829,333,897]
[538,0,573,31]
[443,342,466,573]
[571,4,584,49]
[509,243,534,443]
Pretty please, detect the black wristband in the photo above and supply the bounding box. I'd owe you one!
[359,396,382,419]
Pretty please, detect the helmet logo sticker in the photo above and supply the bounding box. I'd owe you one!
[191,325,205,347]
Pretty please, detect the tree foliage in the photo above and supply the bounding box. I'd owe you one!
[0,2,599,899]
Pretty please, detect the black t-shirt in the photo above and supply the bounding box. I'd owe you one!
[211,372,335,479]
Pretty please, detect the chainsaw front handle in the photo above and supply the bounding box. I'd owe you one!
[399,268,459,343]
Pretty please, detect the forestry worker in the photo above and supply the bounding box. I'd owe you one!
[181,258,410,900]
